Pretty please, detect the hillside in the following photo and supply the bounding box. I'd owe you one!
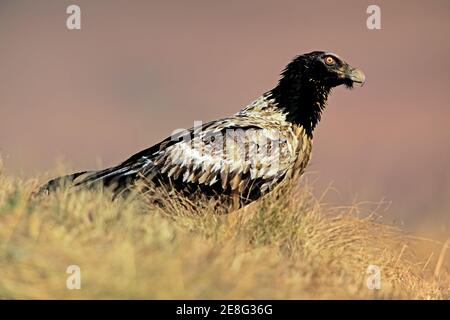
[0,170,448,299]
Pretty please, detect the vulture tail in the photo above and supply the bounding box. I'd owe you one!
[34,170,91,196]
[35,163,143,197]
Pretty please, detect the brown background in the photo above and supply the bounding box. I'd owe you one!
[0,0,449,235]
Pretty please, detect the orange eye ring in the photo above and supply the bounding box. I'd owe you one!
[324,56,335,65]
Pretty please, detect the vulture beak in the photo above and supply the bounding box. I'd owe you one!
[345,67,366,86]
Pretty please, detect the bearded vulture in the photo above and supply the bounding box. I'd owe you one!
[36,51,365,209]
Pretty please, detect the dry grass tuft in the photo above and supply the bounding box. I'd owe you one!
[0,171,448,299]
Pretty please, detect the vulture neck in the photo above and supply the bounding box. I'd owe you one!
[269,68,331,137]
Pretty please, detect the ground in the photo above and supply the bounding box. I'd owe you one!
[0,169,448,299]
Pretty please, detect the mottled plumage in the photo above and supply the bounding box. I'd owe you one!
[37,51,365,209]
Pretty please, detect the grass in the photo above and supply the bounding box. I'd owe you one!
[0,168,448,299]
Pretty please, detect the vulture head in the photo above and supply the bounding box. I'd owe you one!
[270,51,365,133]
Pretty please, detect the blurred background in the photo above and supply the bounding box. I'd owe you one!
[0,0,449,236]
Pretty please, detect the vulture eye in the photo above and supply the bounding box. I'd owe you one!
[324,56,336,66]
